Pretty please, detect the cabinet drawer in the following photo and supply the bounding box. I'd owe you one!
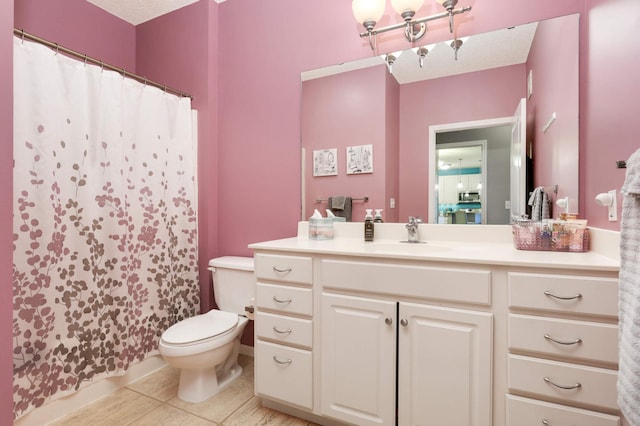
[255,254,312,285]
[321,259,491,305]
[509,314,618,364]
[256,282,313,316]
[255,340,312,410]
[508,273,618,317]
[508,354,618,411]
[506,394,620,426]
[255,311,312,349]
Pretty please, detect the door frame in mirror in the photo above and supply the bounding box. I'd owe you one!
[428,116,514,224]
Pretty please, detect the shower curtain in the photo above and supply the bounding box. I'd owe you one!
[12,37,199,419]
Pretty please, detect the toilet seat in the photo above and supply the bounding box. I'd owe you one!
[161,310,239,346]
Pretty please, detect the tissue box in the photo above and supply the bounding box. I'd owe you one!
[309,218,334,240]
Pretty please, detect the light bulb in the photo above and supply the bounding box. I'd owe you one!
[352,0,386,26]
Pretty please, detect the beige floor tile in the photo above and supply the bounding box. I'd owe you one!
[127,365,180,401]
[237,354,254,382]
[168,376,254,423]
[127,404,217,426]
[49,388,161,426]
[223,396,309,426]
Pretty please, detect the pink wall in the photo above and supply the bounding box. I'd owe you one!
[216,0,594,259]
[135,0,218,312]
[385,70,400,223]
[1,0,14,422]
[582,0,640,227]
[527,14,580,213]
[302,66,390,222]
[398,64,526,220]
[14,0,135,70]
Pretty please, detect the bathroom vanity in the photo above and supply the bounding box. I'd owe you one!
[249,223,621,426]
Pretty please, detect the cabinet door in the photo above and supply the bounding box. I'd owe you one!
[398,303,493,426]
[321,293,397,426]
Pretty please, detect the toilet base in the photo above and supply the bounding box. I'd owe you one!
[177,362,243,403]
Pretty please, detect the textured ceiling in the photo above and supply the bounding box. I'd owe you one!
[87,0,226,25]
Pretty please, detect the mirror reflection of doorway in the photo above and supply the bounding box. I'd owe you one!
[436,142,487,225]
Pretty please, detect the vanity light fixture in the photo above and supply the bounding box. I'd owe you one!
[412,43,434,67]
[449,36,469,60]
[382,50,403,73]
[352,0,472,51]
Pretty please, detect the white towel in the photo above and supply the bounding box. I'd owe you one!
[618,148,640,425]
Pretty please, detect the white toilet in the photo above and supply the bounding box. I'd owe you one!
[159,256,255,403]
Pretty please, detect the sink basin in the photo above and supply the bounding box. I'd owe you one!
[364,241,451,254]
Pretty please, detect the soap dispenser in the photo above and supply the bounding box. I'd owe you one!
[364,209,374,242]
[374,209,384,223]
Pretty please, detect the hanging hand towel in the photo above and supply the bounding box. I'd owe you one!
[618,148,640,426]
[328,196,352,222]
[527,186,544,221]
[330,195,346,210]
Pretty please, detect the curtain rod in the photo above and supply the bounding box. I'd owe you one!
[13,28,193,100]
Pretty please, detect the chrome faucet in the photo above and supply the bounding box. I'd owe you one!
[406,216,422,243]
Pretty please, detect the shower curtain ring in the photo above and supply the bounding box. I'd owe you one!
[83,54,88,66]
[21,29,25,44]
[100,60,104,72]
[121,68,126,79]
[54,43,59,55]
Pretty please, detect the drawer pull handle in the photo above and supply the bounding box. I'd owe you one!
[273,326,292,335]
[541,420,550,426]
[544,376,582,390]
[273,266,293,273]
[273,296,292,304]
[544,290,583,301]
[544,334,582,345]
[273,356,292,365]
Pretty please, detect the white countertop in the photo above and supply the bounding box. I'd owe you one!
[248,222,620,272]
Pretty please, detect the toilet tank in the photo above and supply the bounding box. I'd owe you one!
[209,256,255,315]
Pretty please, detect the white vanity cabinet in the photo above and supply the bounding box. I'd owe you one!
[249,225,621,426]
[253,253,314,411]
[506,272,620,425]
[320,259,493,426]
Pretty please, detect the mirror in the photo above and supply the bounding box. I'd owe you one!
[301,13,579,224]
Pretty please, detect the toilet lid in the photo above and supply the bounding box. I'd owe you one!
[162,310,239,345]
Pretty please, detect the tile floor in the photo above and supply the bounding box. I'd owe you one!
[49,355,317,426]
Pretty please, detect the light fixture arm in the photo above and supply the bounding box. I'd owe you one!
[358,6,471,50]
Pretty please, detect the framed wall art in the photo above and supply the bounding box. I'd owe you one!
[346,144,373,174]
[313,148,338,177]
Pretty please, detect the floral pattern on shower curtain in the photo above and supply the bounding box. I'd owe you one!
[12,37,199,419]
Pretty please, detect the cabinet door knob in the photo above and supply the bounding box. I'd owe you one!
[543,290,582,301]
[400,318,408,327]
[385,317,393,325]
[544,334,582,345]
[543,376,581,390]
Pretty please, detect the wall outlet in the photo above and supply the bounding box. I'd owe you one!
[389,198,396,209]
[505,200,511,209]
